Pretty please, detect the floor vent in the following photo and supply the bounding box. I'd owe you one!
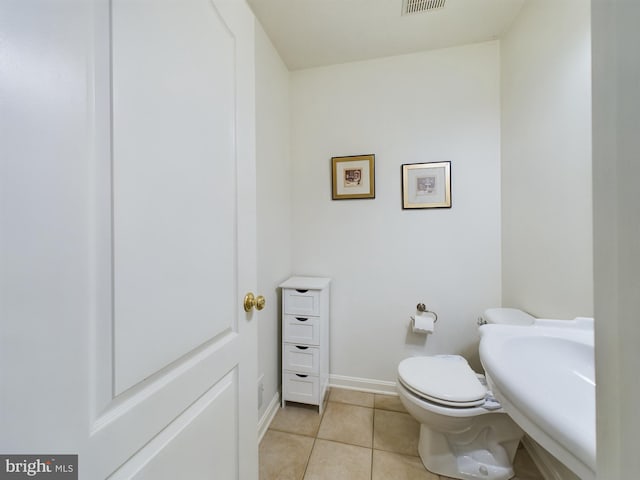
[402,0,446,15]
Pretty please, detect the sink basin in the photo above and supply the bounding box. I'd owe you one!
[479,317,595,480]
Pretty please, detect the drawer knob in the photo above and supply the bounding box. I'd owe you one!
[295,317,308,322]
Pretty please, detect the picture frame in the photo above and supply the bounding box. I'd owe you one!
[331,154,375,200]
[402,161,451,209]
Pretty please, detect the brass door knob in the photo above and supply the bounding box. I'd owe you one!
[244,292,266,312]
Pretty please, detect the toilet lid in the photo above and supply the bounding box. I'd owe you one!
[398,355,487,407]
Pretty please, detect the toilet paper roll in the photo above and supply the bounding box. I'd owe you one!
[412,314,434,334]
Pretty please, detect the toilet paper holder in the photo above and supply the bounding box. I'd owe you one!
[414,303,438,322]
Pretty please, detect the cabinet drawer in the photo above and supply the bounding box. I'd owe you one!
[283,344,320,374]
[283,315,320,345]
[283,373,319,405]
[283,288,321,316]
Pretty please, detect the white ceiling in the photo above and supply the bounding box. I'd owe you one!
[247,0,526,70]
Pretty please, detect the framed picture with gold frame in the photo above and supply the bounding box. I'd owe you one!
[402,161,451,209]
[331,154,375,200]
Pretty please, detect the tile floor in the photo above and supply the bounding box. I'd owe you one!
[259,388,544,480]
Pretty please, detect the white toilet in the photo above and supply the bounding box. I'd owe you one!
[397,308,534,480]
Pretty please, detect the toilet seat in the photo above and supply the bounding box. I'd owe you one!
[398,355,487,408]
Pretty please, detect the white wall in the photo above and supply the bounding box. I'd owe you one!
[500,0,593,319]
[592,1,640,477]
[255,23,291,419]
[290,42,502,383]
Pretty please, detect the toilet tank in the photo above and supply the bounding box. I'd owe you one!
[481,308,535,326]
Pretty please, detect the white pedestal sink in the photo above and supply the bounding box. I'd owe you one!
[479,317,595,480]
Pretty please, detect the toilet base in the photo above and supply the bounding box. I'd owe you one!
[417,421,520,480]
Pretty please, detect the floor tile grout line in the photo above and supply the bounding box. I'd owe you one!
[370,406,376,480]
[267,426,316,437]
[300,436,316,480]
[370,446,420,458]
[300,397,324,480]
[311,437,373,450]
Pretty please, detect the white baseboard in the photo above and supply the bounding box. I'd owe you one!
[329,374,397,395]
[258,392,281,443]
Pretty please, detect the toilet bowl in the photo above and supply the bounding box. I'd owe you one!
[397,354,523,480]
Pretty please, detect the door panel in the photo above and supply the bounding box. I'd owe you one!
[108,370,238,480]
[86,333,240,478]
[111,0,238,395]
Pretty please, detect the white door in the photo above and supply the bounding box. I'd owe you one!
[0,0,258,478]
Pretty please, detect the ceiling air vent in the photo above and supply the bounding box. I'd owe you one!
[402,0,446,15]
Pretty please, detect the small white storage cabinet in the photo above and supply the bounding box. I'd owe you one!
[279,276,331,414]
